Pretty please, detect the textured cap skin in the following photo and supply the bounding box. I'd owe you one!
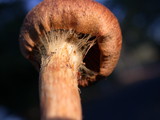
[19,0,122,77]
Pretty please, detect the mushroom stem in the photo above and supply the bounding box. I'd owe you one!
[39,47,82,120]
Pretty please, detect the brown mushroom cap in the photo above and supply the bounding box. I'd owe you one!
[19,0,122,86]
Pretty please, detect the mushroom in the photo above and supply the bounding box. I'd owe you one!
[19,0,122,120]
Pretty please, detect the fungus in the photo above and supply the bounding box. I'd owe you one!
[19,0,122,120]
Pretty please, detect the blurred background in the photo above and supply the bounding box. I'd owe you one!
[0,0,160,120]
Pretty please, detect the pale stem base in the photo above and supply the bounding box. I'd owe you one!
[39,59,82,120]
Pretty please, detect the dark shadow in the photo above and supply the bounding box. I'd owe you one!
[83,77,160,120]
[45,117,75,120]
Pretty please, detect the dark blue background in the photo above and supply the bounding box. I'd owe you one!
[0,0,160,119]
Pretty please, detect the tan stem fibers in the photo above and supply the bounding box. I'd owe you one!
[38,30,95,120]
[40,57,81,120]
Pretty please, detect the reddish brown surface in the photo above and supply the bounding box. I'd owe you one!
[19,0,122,77]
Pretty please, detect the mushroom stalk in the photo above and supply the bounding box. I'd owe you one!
[39,51,82,120]
[31,29,96,120]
